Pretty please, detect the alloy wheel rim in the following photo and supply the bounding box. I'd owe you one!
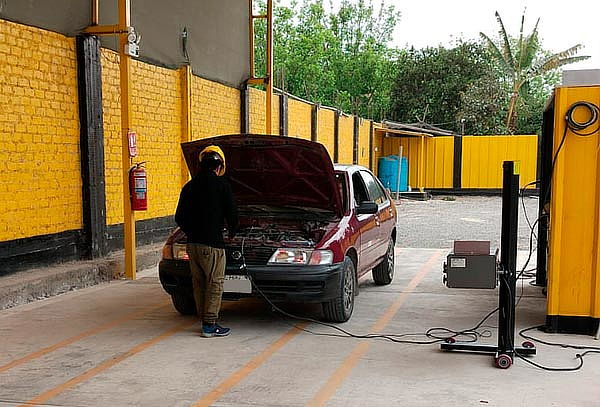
[343,265,354,312]
[387,242,394,279]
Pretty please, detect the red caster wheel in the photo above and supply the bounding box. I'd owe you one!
[522,341,535,349]
[445,337,456,344]
[495,354,513,369]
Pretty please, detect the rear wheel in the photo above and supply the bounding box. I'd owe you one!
[322,256,355,322]
[372,239,395,285]
[171,291,196,315]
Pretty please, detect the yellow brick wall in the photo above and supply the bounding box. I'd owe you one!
[248,87,280,135]
[288,99,312,140]
[317,108,335,159]
[191,75,240,139]
[0,19,81,241]
[101,50,183,225]
[337,115,354,164]
[358,119,370,169]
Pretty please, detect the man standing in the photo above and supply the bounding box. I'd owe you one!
[175,145,238,337]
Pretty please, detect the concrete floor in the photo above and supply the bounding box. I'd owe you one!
[398,195,540,250]
[1,247,599,407]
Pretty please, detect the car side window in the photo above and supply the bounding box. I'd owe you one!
[359,171,387,205]
[352,172,369,206]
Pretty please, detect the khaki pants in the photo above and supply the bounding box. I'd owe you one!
[187,244,226,324]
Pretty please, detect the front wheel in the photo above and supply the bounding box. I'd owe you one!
[322,256,355,322]
[372,239,395,285]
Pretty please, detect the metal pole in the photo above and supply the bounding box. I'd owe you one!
[248,0,255,79]
[181,65,192,186]
[395,145,403,200]
[499,161,519,356]
[419,135,425,193]
[92,0,99,25]
[118,0,136,280]
[265,0,273,134]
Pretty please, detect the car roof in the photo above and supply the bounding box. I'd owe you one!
[334,164,371,174]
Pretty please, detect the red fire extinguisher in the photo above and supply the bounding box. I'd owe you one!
[129,162,148,211]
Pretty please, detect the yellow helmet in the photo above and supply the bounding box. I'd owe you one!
[199,145,226,176]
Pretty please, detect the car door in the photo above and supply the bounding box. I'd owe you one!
[359,170,394,261]
[351,172,379,274]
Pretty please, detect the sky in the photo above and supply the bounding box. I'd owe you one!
[391,0,598,70]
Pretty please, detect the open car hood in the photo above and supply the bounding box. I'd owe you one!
[181,134,343,217]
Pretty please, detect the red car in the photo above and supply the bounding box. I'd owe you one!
[159,134,397,322]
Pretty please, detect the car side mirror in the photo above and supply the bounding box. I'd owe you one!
[357,201,378,215]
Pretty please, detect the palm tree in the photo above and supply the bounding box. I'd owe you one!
[480,11,589,133]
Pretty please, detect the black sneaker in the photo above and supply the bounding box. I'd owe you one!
[201,323,231,338]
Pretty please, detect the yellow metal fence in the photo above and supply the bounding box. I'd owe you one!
[381,134,537,190]
[462,135,538,189]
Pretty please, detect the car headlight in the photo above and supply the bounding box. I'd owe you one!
[268,249,333,265]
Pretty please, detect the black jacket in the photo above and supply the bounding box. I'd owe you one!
[175,170,238,248]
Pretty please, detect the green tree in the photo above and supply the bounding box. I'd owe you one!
[480,11,589,133]
[253,0,400,120]
[390,41,495,132]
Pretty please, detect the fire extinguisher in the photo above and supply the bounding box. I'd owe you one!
[129,162,148,211]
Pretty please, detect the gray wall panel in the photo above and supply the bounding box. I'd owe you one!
[1,0,249,87]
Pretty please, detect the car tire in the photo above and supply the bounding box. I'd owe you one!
[372,238,395,285]
[171,291,196,315]
[322,256,355,323]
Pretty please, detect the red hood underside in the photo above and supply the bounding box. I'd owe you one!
[181,134,343,217]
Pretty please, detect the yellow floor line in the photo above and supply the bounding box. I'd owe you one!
[18,318,196,407]
[0,299,169,374]
[306,250,444,407]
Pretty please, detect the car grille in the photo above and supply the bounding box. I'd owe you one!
[226,246,275,266]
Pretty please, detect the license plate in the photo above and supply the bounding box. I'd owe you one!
[224,275,252,294]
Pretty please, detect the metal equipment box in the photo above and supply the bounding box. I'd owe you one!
[538,85,600,335]
[444,241,497,289]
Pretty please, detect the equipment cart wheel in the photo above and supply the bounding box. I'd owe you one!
[522,341,535,349]
[495,354,513,369]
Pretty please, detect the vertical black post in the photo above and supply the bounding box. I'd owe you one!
[333,110,340,163]
[311,104,318,142]
[353,116,359,164]
[76,35,107,259]
[499,161,519,356]
[453,134,463,190]
[536,107,554,287]
[279,93,288,136]
[369,121,374,172]
[240,83,250,133]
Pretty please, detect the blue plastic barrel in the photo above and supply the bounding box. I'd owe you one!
[378,156,408,192]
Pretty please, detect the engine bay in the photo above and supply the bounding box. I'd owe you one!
[225,218,330,248]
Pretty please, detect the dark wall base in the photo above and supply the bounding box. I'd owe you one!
[0,230,84,276]
[545,315,600,336]
[107,215,175,252]
[428,188,539,197]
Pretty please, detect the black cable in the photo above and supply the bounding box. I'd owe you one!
[241,238,497,345]
[520,180,540,238]
[512,325,600,371]
[543,101,600,206]
[248,271,495,345]
[519,325,600,351]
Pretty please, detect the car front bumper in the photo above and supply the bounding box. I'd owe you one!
[159,259,344,303]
